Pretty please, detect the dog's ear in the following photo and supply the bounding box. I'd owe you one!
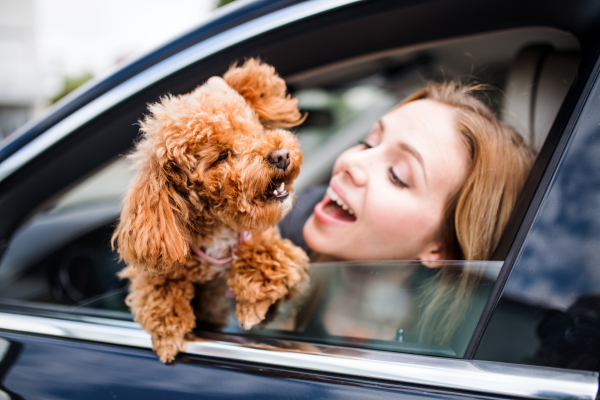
[112,96,194,273]
[223,58,305,129]
[112,165,191,273]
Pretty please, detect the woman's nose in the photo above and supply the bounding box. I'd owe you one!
[338,149,369,186]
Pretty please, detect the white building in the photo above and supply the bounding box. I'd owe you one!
[0,0,41,139]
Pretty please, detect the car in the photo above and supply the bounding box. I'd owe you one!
[0,0,599,398]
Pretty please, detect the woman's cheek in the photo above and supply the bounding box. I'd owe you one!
[364,196,404,231]
[366,195,422,239]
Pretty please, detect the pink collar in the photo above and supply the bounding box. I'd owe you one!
[189,232,252,267]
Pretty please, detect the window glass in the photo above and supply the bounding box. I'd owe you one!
[475,64,600,372]
[0,27,579,360]
[217,260,501,358]
[52,158,135,212]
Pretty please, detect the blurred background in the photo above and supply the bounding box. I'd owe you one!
[0,0,235,139]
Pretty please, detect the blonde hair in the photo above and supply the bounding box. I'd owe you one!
[404,82,535,346]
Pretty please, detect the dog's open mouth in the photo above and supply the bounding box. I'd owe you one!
[263,181,289,201]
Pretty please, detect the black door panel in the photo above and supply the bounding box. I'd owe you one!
[0,331,484,400]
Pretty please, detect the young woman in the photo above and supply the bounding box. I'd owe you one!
[281,82,535,347]
[303,82,534,263]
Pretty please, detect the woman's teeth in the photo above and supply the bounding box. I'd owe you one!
[326,187,354,215]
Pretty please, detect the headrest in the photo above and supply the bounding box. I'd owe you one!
[502,45,579,151]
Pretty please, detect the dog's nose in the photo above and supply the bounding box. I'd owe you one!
[268,149,290,170]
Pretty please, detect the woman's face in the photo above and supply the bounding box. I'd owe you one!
[303,99,470,261]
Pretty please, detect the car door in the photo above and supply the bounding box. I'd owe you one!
[1,0,600,399]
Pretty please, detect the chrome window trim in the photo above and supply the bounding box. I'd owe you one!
[0,312,597,400]
[0,0,362,183]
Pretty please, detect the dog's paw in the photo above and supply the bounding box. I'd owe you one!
[236,299,273,330]
[153,335,187,364]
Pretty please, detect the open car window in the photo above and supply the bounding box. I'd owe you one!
[0,258,501,358]
[209,260,501,358]
[0,26,581,362]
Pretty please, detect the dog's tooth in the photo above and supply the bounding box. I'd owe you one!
[273,190,278,195]
[342,204,348,210]
[279,182,285,192]
[348,209,354,215]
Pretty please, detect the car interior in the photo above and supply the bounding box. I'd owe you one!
[0,26,582,360]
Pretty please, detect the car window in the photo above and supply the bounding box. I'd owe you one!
[0,26,581,360]
[220,260,501,358]
[474,61,600,372]
[90,260,499,358]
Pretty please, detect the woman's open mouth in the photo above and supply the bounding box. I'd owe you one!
[314,186,356,226]
[262,181,289,201]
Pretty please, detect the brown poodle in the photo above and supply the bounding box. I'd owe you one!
[112,59,309,363]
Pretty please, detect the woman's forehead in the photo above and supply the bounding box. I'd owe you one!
[384,100,455,136]
[382,101,459,155]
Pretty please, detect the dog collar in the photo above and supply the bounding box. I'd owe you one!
[189,231,252,267]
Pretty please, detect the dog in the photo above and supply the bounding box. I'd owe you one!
[112,59,309,363]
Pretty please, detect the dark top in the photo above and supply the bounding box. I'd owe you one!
[278,185,327,253]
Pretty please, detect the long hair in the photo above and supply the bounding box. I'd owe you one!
[403,82,535,346]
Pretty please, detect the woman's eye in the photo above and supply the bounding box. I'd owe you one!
[389,167,409,189]
[359,140,373,149]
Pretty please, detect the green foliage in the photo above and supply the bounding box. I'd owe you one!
[216,0,237,8]
[50,72,94,104]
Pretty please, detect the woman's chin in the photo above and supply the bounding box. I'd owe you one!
[303,214,344,256]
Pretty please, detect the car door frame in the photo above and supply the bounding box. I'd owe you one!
[0,0,600,398]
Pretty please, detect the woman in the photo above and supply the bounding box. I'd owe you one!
[303,82,533,262]
[280,82,534,347]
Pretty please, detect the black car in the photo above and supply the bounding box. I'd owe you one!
[0,0,599,399]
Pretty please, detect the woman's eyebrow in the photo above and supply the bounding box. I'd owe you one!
[399,142,428,185]
[380,119,427,184]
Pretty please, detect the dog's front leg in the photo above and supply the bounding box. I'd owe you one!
[122,266,196,363]
[228,227,309,330]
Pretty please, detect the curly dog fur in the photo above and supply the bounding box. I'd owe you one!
[112,59,309,363]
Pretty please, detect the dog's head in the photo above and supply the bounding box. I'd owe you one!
[113,59,304,272]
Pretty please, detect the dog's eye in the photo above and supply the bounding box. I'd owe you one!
[208,150,230,169]
[217,150,229,162]
[216,150,229,163]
